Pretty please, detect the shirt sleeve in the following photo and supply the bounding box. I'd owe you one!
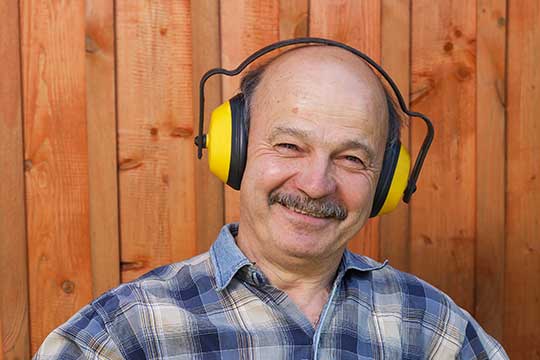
[33,304,124,360]
[457,310,509,360]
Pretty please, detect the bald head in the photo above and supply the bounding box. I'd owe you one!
[240,45,401,146]
[263,45,387,106]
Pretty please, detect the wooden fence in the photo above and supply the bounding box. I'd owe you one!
[1,0,539,358]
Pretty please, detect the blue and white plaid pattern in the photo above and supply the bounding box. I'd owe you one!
[34,223,508,359]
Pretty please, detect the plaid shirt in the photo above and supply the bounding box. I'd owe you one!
[35,223,507,359]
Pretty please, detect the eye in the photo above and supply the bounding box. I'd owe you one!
[344,155,363,164]
[276,143,300,151]
[339,155,366,169]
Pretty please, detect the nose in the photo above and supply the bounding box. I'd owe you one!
[294,155,337,199]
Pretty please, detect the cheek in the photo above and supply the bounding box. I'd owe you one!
[336,172,378,213]
[243,155,300,192]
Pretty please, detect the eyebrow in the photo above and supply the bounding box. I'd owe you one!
[338,139,376,162]
[268,126,310,143]
[268,126,376,162]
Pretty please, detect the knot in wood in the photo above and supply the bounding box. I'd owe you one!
[170,127,193,137]
[85,36,99,53]
[24,159,33,171]
[61,280,75,294]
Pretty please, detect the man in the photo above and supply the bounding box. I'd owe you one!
[35,45,508,359]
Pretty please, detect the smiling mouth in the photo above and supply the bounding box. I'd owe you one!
[268,191,348,220]
[279,203,331,219]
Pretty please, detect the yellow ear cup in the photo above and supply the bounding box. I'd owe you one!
[207,101,233,184]
[378,144,411,215]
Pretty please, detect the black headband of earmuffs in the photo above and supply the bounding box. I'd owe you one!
[195,37,434,203]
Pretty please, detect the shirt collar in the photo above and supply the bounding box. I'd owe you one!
[210,223,253,291]
[210,223,388,291]
[340,248,389,274]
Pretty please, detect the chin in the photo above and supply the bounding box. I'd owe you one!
[270,219,342,259]
[278,240,329,259]
[265,203,344,252]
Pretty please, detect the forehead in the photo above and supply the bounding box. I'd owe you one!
[249,46,389,148]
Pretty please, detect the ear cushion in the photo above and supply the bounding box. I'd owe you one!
[207,94,247,190]
[227,94,248,190]
[370,142,411,217]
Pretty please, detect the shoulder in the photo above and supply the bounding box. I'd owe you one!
[364,261,508,358]
[34,252,214,358]
[344,254,458,323]
[371,262,453,311]
[92,251,213,324]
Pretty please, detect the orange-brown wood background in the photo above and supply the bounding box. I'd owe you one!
[1,0,539,358]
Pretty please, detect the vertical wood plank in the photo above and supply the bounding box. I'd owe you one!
[279,0,309,39]
[309,0,382,260]
[20,0,93,352]
[0,325,3,360]
[410,1,476,312]
[505,1,540,357]
[475,0,506,341]
[191,0,225,253]
[309,0,381,60]
[380,0,411,271]
[86,0,121,297]
[116,1,197,282]
[0,0,30,358]
[220,0,280,223]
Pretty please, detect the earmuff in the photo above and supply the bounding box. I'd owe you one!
[205,93,247,190]
[195,38,434,218]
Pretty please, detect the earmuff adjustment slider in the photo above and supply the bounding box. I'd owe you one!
[194,135,206,150]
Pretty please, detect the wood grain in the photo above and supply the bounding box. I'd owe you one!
[20,0,93,352]
[0,324,3,360]
[220,0,280,223]
[86,0,120,297]
[410,0,476,312]
[475,0,506,342]
[279,0,309,39]
[191,0,225,253]
[505,1,540,357]
[380,0,411,272]
[0,0,30,358]
[116,1,197,282]
[309,0,382,260]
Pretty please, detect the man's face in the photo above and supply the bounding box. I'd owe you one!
[239,47,388,260]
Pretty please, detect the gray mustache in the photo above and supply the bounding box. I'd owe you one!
[268,191,348,220]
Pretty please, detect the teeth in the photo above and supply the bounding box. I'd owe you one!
[283,204,325,218]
